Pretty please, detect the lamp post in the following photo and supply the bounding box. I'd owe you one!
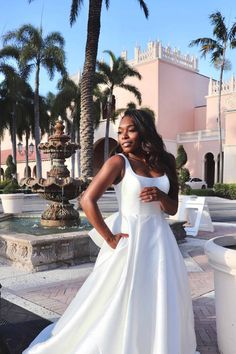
[17,141,34,178]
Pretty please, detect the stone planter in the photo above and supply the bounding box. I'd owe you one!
[0,194,25,213]
[205,235,236,354]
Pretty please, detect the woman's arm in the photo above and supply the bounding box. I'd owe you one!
[81,155,128,248]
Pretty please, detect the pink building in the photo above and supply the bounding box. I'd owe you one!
[1,41,236,186]
[94,41,236,186]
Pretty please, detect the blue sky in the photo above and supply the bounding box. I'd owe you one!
[1,0,236,95]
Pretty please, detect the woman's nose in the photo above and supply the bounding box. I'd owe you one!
[121,131,129,139]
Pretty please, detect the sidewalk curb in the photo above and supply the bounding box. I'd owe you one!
[2,288,59,322]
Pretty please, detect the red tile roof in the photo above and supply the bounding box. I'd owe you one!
[0,148,50,164]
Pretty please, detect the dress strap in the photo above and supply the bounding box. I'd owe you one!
[117,153,130,170]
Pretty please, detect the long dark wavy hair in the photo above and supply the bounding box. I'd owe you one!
[116,109,179,199]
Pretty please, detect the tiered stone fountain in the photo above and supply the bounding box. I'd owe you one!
[21,118,87,227]
[0,119,98,271]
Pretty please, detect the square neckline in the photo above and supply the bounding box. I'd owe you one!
[120,153,166,180]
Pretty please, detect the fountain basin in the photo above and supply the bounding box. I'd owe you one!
[0,214,99,271]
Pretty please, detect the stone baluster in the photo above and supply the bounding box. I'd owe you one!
[134,46,140,64]
[121,50,127,61]
[208,77,213,96]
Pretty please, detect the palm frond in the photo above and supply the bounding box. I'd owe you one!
[189,37,222,59]
[229,23,236,42]
[103,50,117,65]
[210,47,224,64]
[137,0,149,18]
[94,71,108,86]
[119,83,142,105]
[0,63,17,78]
[105,0,110,9]
[213,57,231,71]
[44,32,65,48]
[0,46,19,61]
[209,12,227,41]
[70,0,83,26]
[96,61,111,83]
[230,38,236,49]
[42,46,67,79]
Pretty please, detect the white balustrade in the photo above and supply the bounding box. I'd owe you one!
[177,129,224,143]
[209,75,236,96]
[126,41,198,72]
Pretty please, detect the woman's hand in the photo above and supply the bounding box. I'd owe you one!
[139,186,163,203]
[107,233,129,249]
[139,186,178,215]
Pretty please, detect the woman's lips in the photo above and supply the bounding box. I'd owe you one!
[122,142,132,148]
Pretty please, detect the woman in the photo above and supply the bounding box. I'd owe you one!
[23,109,197,354]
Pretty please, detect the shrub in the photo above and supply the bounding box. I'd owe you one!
[4,155,16,180]
[0,180,10,190]
[176,145,190,193]
[214,183,236,199]
[178,168,190,187]
[2,178,20,194]
[176,145,187,169]
[184,188,216,196]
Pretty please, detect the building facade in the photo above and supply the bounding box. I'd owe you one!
[1,41,236,185]
[94,41,236,185]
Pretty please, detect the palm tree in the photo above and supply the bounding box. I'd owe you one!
[42,0,147,179]
[189,11,236,183]
[2,24,67,178]
[0,62,32,176]
[52,78,81,177]
[17,93,50,179]
[29,0,148,178]
[51,77,102,177]
[70,0,148,178]
[96,50,142,161]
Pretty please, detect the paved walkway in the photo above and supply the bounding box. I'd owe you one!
[1,194,236,353]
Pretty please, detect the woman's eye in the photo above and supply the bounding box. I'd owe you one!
[117,131,121,135]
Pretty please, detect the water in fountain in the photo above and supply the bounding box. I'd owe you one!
[0,215,92,236]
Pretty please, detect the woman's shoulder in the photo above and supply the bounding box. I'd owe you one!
[105,154,125,170]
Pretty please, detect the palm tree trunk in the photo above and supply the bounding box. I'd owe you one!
[76,129,81,177]
[25,132,29,178]
[104,92,113,162]
[11,104,17,178]
[34,62,42,178]
[80,0,103,179]
[218,52,225,184]
[70,120,76,178]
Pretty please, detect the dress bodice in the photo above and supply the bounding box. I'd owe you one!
[113,154,170,217]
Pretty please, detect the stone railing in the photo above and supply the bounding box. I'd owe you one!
[208,76,236,96]
[127,41,198,72]
[177,129,224,143]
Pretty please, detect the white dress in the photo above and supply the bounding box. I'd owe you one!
[23,154,197,354]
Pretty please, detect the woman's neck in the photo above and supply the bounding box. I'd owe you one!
[127,152,147,163]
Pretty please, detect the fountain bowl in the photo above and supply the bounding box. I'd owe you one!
[0,213,99,271]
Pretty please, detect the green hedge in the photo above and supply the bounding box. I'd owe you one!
[184,188,216,196]
[0,180,10,190]
[214,183,236,199]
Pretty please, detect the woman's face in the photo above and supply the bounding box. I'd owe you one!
[118,115,141,154]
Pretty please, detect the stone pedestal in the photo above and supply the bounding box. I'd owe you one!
[0,231,99,272]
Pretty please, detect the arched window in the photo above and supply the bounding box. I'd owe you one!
[0,168,4,180]
[217,152,224,183]
[33,166,37,178]
[24,166,31,178]
[93,138,117,175]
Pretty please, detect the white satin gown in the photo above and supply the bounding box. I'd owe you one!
[23,154,197,354]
